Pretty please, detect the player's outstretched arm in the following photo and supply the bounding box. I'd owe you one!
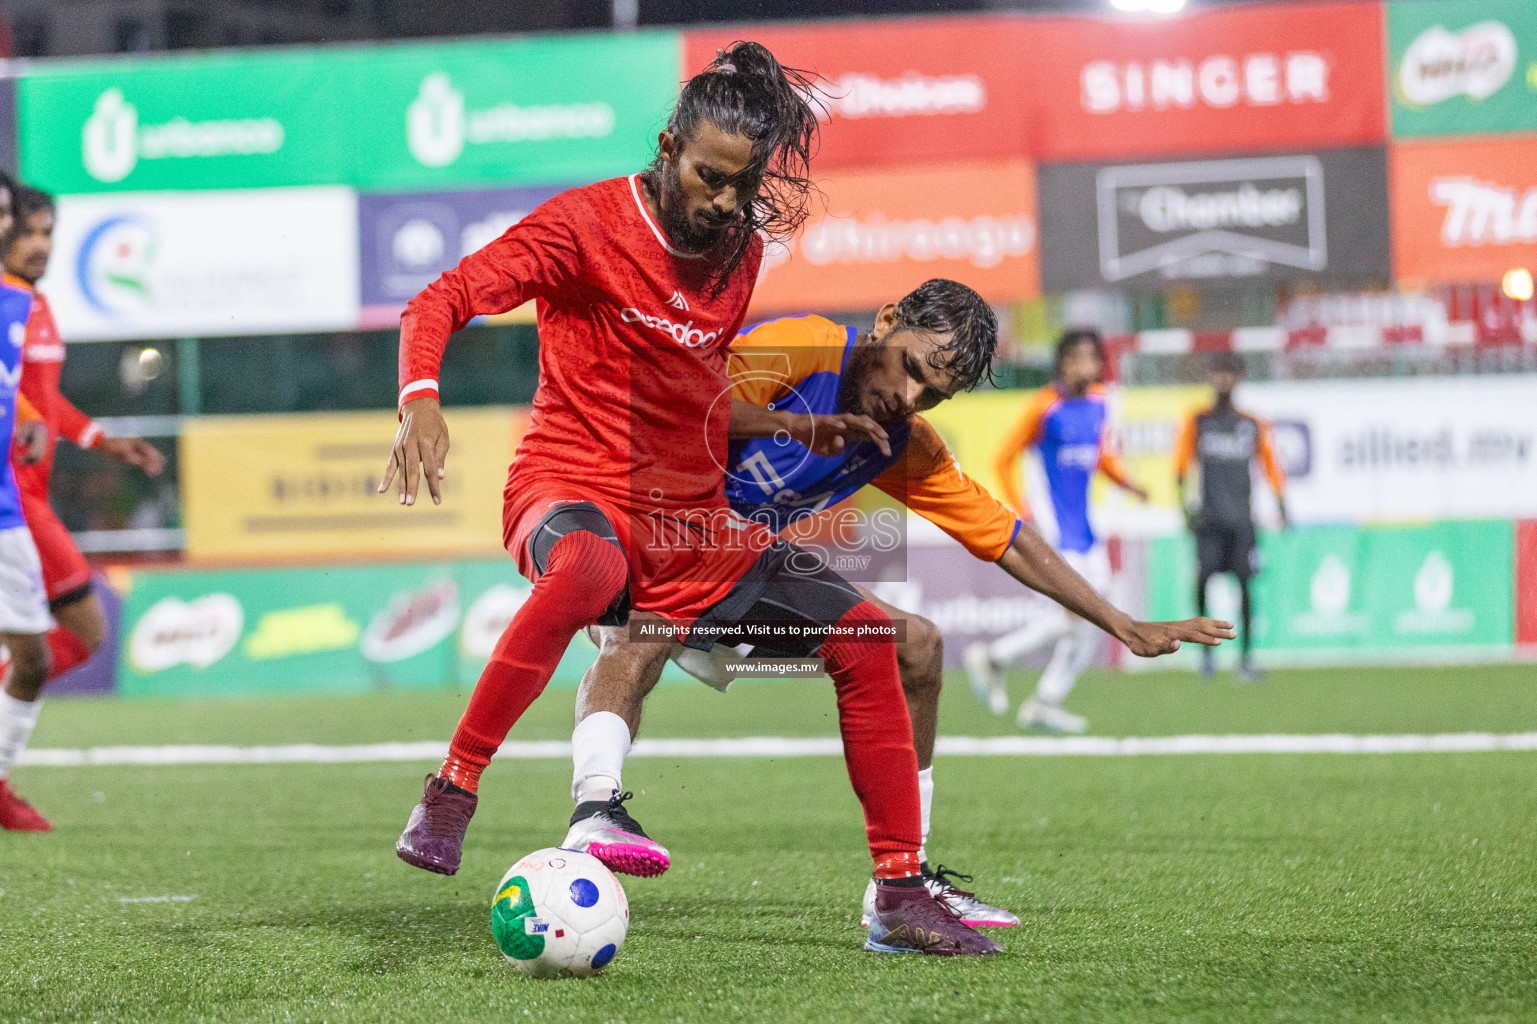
[997,525,1234,657]
[379,396,449,506]
[728,400,891,457]
[97,436,166,476]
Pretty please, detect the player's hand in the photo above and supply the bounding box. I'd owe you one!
[1119,617,1236,657]
[790,413,891,458]
[379,396,450,506]
[13,421,47,465]
[99,436,166,476]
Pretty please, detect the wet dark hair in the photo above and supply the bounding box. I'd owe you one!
[13,185,54,222]
[893,279,998,392]
[652,41,821,287]
[1055,328,1105,375]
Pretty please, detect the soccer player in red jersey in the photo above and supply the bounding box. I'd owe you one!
[8,187,166,675]
[384,44,997,954]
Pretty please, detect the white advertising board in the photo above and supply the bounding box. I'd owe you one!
[1241,376,1537,524]
[44,187,360,341]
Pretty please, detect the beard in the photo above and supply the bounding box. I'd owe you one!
[655,159,735,253]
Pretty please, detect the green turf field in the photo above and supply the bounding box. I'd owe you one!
[5,664,1537,1023]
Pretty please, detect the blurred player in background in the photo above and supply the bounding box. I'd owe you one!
[0,174,57,831]
[965,329,1148,734]
[6,186,165,707]
[570,282,1233,931]
[1173,352,1288,683]
[384,45,1001,954]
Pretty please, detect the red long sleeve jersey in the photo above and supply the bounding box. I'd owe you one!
[11,280,100,495]
[399,175,762,517]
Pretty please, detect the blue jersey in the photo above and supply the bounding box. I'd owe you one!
[0,280,35,531]
[720,315,1022,563]
[722,320,911,532]
[996,383,1128,554]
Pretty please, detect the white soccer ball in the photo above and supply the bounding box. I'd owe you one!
[490,848,629,978]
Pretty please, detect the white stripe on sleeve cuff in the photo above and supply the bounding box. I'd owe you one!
[398,379,439,406]
[77,422,105,449]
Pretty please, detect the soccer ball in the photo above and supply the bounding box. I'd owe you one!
[490,848,629,978]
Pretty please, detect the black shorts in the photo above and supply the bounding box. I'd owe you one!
[1196,523,1258,580]
[681,540,890,658]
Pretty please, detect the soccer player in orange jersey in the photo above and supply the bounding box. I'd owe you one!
[565,283,1232,938]
[965,330,1151,734]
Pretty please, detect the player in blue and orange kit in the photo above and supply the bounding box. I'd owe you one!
[966,329,1150,735]
[563,284,1231,935]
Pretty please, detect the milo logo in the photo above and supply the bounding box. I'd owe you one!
[1398,21,1518,107]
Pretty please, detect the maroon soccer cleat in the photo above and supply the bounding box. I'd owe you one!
[0,778,52,832]
[396,774,477,875]
[865,880,1002,956]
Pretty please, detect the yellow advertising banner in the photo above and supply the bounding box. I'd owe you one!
[182,407,526,561]
[922,384,1210,517]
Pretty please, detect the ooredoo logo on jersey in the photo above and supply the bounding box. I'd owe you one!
[619,306,721,349]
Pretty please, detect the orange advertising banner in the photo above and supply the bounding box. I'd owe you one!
[1391,136,1537,284]
[750,160,1040,316]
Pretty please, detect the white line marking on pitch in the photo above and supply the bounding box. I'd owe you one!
[18,732,1537,767]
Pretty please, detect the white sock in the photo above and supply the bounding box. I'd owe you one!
[571,711,631,804]
[988,609,1071,666]
[0,693,42,779]
[917,766,934,864]
[1036,619,1101,705]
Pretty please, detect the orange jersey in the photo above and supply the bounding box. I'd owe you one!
[725,315,1021,562]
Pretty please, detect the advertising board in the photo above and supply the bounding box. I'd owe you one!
[180,407,523,561]
[1389,0,1537,138]
[1038,148,1391,290]
[1029,2,1387,160]
[750,160,1039,315]
[116,558,595,697]
[1390,136,1537,283]
[684,19,1031,169]
[43,188,359,342]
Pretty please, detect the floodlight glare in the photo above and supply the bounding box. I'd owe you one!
[1502,268,1534,302]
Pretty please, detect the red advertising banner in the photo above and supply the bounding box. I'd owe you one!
[1027,2,1387,161]
[748,160,1040,316]
[1390,136,1537,285]
[684,18,1031,169]
[1517,520,1537,647]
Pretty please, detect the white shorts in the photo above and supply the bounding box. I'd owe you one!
[0,525,51,634]
[1060,543,1113,597]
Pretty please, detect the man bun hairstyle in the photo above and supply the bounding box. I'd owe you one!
[1055,327,1105,374]
[893,278,999,393]
[661,41,822,285]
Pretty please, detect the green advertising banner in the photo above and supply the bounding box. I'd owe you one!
[1389,0,1537,137]
[117,558,599,698]
[347,34,678,192]
[1149,520,1515,662]
[18,51,355,194]
[18,32,681,195]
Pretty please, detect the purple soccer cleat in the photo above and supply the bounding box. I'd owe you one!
[865,880,1003,956]
[396,774,477,875]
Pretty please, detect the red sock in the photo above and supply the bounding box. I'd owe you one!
[441,531,628,794]
[46,627,92,681]
[819,600,922,873]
